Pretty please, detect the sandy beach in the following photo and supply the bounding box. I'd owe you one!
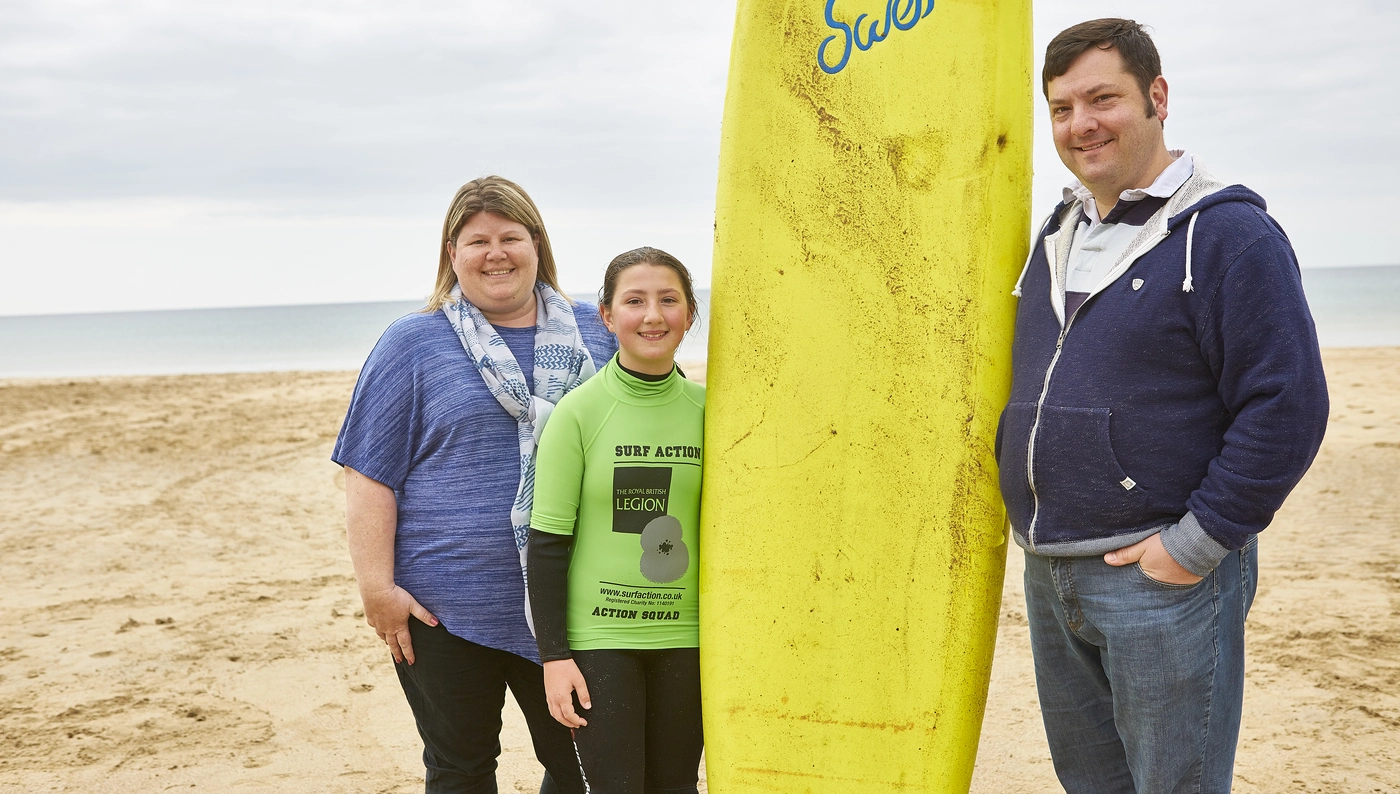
[1,349,1395,793]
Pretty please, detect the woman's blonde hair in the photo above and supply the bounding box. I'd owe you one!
[424,176,563,311]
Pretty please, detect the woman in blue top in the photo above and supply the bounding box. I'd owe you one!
[333,176,616,794]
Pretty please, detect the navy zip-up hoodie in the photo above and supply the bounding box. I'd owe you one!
[996,164,1329,574]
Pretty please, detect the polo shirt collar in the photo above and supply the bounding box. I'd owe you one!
[1063,149,1194,225]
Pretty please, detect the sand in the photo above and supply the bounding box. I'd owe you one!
[0,349,1395,793]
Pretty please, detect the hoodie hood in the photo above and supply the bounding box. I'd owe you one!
[1169,182,1268,231]
[1012,155,1260,301]
[1162,169,1270,293]
[1041,154,1241,239]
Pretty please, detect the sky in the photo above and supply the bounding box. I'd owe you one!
[1,0,1397,316]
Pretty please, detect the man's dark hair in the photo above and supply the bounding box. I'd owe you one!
[1042,18,1161,115]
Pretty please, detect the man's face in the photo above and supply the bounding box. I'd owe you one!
[1047,46,1169,202]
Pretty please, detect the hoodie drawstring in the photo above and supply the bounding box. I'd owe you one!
[1012,212,1056,297]
[1182,211,1200,293]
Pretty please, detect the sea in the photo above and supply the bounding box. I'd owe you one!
[1,268,1396,380]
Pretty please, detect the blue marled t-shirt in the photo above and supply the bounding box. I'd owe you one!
[332,304,617,662]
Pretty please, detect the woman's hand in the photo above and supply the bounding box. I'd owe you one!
[360,583,438,665]
[543,659,591,728]
[344,467,438,665]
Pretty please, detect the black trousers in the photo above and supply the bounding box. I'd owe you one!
[394,617,586,794]
[571,648,704,794]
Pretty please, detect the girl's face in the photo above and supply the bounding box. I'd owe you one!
[599,263,693,376]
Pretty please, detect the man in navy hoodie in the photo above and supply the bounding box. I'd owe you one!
[997,18,1329,793]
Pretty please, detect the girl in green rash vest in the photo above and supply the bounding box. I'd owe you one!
[528,246,705,794]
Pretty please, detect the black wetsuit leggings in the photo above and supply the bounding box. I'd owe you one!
[570,647,704,794]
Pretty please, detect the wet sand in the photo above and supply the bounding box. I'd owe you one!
[0,349,1395,792]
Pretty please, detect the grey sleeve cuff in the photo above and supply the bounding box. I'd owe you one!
[1159,512,1232,577]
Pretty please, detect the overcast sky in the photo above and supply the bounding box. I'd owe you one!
[2,0,1397,316]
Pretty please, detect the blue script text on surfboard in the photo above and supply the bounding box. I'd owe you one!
[818,0,935,75]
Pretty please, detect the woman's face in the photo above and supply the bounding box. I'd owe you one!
[449,211,540,327]
[600,263,692,375]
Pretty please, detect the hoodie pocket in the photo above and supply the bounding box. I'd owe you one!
[996,402,1038,533]
[1030,405,1147,532]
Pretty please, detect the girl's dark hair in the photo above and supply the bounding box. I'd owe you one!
[1043,18,1161,117]
[599,247,699,323]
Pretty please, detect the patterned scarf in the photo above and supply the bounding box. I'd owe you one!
[443,283,597,630]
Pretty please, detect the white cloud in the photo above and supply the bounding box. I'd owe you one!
[0,0,734,313]
[0,0,1396,315]
[0,1,728,206]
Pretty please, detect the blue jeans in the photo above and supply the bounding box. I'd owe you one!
[1023,538,1258,794]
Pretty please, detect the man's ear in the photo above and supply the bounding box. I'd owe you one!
[1150,75,1169,122]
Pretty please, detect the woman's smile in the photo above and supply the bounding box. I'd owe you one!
[449,211,540,326]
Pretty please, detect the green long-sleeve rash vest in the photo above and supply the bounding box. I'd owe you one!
[530,356,705,651]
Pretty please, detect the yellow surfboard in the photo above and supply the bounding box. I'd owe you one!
[699,1,1031,791]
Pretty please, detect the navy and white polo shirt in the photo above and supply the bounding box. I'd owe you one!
[1063,150,1194,317]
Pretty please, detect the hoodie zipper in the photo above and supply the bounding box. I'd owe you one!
[1025,319,1073,551]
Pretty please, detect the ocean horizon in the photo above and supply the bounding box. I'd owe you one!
[2,266,1397,380]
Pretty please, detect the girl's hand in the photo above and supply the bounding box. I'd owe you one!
[543,659,591,728]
